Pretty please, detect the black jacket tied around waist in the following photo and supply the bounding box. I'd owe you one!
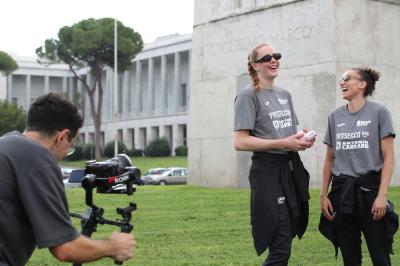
[249,151,310,256]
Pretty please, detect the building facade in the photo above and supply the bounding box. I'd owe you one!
[1,34,192,154]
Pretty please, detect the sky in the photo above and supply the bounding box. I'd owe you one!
[0,0,194,57]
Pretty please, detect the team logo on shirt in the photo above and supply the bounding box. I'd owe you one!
[337,123,346,127]
[277,98,288,105]
[356,120,371,127]
[264,101,270,106]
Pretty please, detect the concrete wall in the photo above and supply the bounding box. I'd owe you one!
[0,75,6,99]
[188,0,400,187]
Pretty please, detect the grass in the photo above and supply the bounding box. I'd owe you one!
[60,156,188,174]
[28,186,400,266]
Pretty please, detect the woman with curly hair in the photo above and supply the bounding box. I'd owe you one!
[319,67,398,266]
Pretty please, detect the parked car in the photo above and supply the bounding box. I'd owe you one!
[63,169,84,189]
[60,166,78,180]
[142,167,187,185]
[141,168,168,184]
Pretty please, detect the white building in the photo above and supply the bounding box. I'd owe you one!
[1,34,191,154]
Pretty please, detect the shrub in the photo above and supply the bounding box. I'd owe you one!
[127,149,144,157]
[82,143,96,160]
[0,100,26,136]
[104,141,128,158]
[175,145,188,156]
[65,145,83,161]
[145,137,171,157]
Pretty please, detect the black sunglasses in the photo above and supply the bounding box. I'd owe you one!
[253,53,281,63]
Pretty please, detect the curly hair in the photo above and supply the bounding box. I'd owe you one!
[26,93,84,140]
[351,67,380,97]
[247,44,270,92]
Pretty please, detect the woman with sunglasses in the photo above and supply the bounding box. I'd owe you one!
[319,67,398,265]
[234,43,312,266]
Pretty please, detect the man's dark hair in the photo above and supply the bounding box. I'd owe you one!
[26,93,84,140]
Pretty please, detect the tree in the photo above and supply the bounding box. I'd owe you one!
[36,18,143,159]
[0,51,18,75]
[0,100,26,136]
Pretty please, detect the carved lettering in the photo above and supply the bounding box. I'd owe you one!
[200,23,322,56]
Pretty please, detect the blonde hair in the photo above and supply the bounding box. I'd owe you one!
[247,44,271,92]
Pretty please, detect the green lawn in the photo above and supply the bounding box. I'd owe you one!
[60,156,188,174]
[28,186,400,266]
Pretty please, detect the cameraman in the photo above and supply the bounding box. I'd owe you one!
[0,93,135,266]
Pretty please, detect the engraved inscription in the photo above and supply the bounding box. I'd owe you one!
[200,23,321,56]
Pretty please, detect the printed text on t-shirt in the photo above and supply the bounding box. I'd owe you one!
[336,131,370,151]
[269,109,292,129]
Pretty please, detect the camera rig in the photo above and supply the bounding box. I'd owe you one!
[69,154,142,266]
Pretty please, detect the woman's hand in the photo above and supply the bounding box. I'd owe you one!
[371,194,387,220]
[283,132,313,151]
[320,195,334,221]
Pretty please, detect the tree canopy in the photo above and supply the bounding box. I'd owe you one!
[36,18,143,159]
[0,51,18,75]
[36,17,143,72]
[0,100,26,136]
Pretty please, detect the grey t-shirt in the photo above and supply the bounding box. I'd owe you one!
[324,101,395,177]
[0,131,79,266]
[234,85,298,152]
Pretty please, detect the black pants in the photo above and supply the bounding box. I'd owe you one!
[332,191,391,266]
[262,198,292,266]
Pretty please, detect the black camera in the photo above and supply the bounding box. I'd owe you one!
[83,154,141,195]
[70,154,141,266]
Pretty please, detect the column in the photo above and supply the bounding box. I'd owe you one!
[135,61,142,114]
[7,75,12,102]
[147,57,154,115]
[122,70,130,117]
[68,77,74,101]
[127,128,134,150]
[146,126,152,146]
[77,76,85,119]
[105,69,112,121]
[172,124,178,155]
[134,127,141,150]
[25,75,31,109]
[62,77,67,94]
[130,68,135,114]
[159,124,165,138]
[160,55,167,113]
[187,50,191,108]
[174,52,181,113]
[44,76,49,94]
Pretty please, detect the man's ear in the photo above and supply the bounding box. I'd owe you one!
[55,129,70,144]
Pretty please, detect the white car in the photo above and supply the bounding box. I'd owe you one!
[142,167,187,185]
[141,168,168,184]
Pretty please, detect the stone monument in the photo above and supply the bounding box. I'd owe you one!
[188,0,400,187]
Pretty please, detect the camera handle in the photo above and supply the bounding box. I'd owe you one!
[70,175,137,266]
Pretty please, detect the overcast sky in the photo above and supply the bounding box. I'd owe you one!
[0,0,194,56]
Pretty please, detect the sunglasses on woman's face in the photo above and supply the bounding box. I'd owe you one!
[253,53,281,63]
[339,74,362,84]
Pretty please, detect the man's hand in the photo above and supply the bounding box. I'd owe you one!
[110,232,136,262]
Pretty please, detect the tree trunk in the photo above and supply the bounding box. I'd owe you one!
[94,65,104,160]
[68,64,104,161]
